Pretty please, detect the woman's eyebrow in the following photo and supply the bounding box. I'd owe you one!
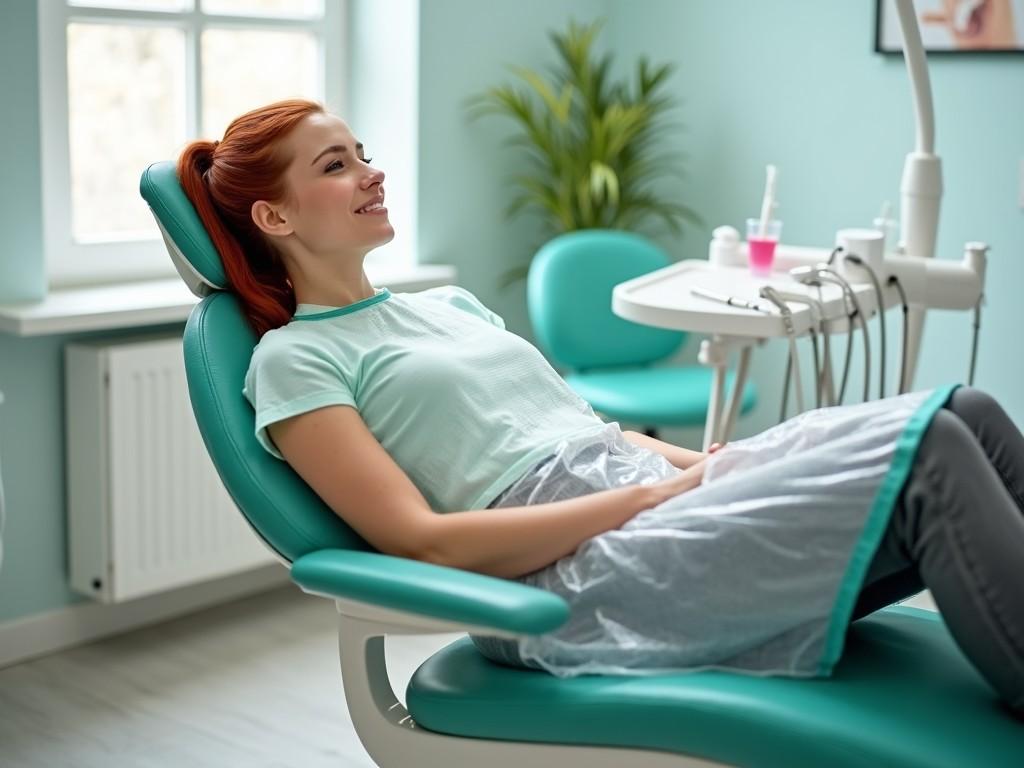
[311,142,364,165]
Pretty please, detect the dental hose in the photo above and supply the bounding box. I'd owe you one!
[817,269,871,404]
[814,286,836,406]
[887,275,909,394]
[773,294,825,414]
[780,353,792,422]
[760,286,805,418]
[968,294,983,387]
[779,329,821,420]
[808,329,821,409]
[843,254,887,400]
[789,267,850,405]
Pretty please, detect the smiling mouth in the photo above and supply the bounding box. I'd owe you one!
[356,198,386,214]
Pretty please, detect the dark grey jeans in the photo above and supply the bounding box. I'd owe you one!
[850,387,1024,716]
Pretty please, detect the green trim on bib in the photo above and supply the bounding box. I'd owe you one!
[292,288,391,320]
[817,383,961,675]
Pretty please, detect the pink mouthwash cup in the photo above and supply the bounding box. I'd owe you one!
[745,218,782,277]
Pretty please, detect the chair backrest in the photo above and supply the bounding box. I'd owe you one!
[526,229,686,372]
[139,161,370,563]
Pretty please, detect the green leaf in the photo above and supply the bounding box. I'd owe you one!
[589,161,620,207]
[510,65,570,124]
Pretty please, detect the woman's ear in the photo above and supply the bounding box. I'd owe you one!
[251,200,294,237]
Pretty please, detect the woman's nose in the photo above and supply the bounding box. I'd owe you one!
[362,165,385,186]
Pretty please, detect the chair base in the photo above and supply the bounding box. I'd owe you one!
[335,605,729,767]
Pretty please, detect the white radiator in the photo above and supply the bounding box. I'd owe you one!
[66,334,277,604]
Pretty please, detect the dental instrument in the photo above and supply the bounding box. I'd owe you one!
[842,252,888,399]
[758,285,805,417]
[690,286,774,313]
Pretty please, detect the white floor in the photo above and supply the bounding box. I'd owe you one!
[0,584,463,768]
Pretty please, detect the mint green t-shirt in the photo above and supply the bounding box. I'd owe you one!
[242,284,608,513]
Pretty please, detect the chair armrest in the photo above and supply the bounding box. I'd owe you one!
[290,549,569,635]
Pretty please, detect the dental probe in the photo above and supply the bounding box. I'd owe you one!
[759,286,806,417]
[690,287,774,313]
[843,253,888,400]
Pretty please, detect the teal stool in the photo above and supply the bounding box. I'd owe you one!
[527,229,755,439]
[141,162,1024,768]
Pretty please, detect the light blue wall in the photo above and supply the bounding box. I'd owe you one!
[604,0,1024,437]
[0,0,45,303]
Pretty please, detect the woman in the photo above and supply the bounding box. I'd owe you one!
[178,99,1024,720]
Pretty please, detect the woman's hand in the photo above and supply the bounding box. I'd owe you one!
[640,458,708,510]
[708,442,725,454]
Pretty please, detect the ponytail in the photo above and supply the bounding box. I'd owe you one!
[176,99,325,338]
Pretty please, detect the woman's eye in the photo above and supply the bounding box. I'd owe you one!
[361,156,374,164]
[325,159,344,172]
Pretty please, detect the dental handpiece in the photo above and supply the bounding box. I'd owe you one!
[843,254,887,399]
[759,285,806,417]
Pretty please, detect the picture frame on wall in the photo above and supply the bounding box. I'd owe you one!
[875,0,1024,53]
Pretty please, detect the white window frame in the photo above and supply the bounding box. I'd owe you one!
[38,0,346,290]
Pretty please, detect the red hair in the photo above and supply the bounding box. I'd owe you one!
[177,99,325,338]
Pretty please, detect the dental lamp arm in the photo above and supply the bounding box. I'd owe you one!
[884,247,985,310]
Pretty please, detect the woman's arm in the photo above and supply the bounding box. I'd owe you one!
[269,404,684,580]
[621,430,712,469]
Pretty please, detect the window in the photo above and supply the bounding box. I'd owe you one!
[39,0,345,289]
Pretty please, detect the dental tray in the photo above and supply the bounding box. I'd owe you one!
[612,259,882,339]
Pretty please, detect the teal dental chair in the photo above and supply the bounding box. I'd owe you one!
[140,161,1024,768]
[527,230,756,439]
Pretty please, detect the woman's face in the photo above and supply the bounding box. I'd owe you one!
[262,112,394,258]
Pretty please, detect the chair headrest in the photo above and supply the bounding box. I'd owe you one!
[140,161,227,297]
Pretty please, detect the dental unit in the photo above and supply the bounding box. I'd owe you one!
[610,0,990,452]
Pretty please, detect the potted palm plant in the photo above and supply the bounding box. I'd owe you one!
[466,17,700,288]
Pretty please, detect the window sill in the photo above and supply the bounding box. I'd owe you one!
[0,262,457,337]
